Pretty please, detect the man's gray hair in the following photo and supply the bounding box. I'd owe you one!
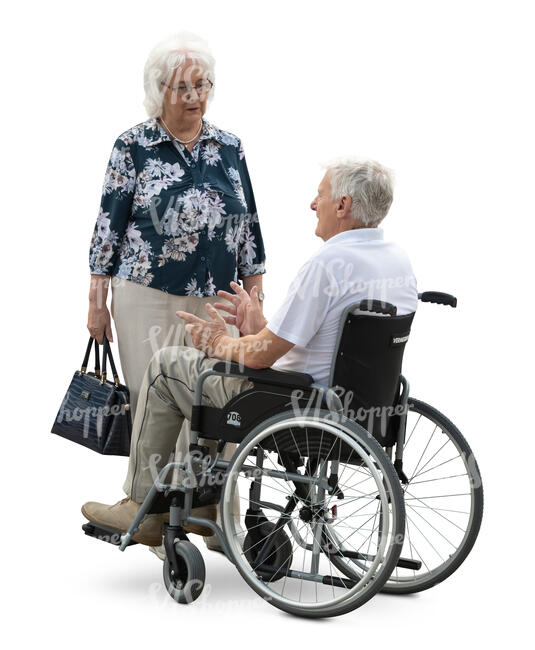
[143,32,215,118]
[325,158,394,227]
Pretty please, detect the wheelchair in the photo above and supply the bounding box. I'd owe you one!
[82,291,483,618]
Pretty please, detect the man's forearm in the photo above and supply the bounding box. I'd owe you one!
[211,325,294,370]
[213,333,269,368]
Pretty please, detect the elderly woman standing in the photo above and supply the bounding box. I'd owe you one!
[87,32,266,418]
[86,33,265,553]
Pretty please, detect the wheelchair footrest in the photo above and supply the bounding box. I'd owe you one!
[396,556,422,570]
[256,564,359,589]
[343,549,422,571]
[82,522,138,547]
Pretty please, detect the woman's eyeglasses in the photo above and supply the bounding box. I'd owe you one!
[160,79,214,96]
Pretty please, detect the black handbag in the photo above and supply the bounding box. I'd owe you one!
[51,336,132,455]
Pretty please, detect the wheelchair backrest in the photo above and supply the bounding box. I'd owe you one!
[329,303,415,446]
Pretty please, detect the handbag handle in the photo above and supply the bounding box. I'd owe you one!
[101,335,121,388]
[81,337,101,378]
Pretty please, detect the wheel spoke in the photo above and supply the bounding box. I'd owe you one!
[403,413,422,451]
[410,472,468,486]
[383,400,483,593]
[410,454,462,481]
[221,417,403,612]
[408,425,438,483]
[404,489,468,533]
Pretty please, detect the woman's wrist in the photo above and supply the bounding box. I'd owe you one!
[89,274,110,308]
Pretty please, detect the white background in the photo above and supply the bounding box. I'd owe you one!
[2,0,533,646]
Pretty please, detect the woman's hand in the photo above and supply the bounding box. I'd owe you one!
[87,302,113,344]
[176,303,230,357]
[214,281,267,336]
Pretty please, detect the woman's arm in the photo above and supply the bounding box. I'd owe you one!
[236,140,267,284]
[87,136,136,343]
[87,274,113,343]
[242,273,263,306]
[89,138,136,276]
[242,273,263,293]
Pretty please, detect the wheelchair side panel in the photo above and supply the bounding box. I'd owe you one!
[196,383,321,443]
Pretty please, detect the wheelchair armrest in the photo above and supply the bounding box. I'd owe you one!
[212,361,314,388]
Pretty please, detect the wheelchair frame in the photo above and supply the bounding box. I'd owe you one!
[116,305,415,580]
[82,290,482,616]
[118,372,348,556]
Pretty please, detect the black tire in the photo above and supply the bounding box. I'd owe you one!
[163,540,205,603]
[243,522,293,582]
[381,398,484,594]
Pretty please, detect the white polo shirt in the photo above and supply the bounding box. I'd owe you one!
[267,228,418,385]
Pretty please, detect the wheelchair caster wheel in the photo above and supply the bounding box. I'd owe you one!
[243,522,293,582]
[163,541,205,603]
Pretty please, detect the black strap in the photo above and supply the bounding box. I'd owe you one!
[102,335,120,386]
[94,342,100,376]
[81,337,101,377]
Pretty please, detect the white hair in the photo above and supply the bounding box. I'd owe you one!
[143,31,216,118]
[324,158,394,227]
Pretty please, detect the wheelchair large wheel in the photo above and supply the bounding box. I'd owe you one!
[324,398,483,594]
[220,409,405,618]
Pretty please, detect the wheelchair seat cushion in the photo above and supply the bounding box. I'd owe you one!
[212,361,314,388]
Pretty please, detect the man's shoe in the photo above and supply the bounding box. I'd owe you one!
[204,537,224,553]
[204,517,245,553]
[148,504,219,558]
[81,497,168,546]
[149,544,166,560]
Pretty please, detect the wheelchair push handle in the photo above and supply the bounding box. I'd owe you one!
[357,299,397,316]
[418,291,457,308]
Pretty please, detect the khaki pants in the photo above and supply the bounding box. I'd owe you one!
[111,278,235,419]
[123,344,253,503]
[111,278,249,537]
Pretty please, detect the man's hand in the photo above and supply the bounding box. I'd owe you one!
[176,304,230,357]
[214,281,267,336]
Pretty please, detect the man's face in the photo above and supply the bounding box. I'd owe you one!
[310,173,340,241]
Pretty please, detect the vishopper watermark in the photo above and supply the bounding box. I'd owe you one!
[288,386,407,441]
[89,274,131,310]
[142,321,245,358]
[145,196,260,237]
[288,259,416,303]
[147,579,272,610]
[144,449,263,490]
[155,59,214,107]
[55,390,130,440]
[145,335,273,372]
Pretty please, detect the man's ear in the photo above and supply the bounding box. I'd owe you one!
[337,194,353,218]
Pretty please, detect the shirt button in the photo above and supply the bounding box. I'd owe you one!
[200,256,206,261]
[190,163,196,169]
[196,183,203,189]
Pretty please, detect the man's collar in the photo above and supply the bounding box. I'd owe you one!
[142,116,224,147]
[324,227,385,246]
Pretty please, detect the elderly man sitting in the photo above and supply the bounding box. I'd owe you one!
[82,158,418,546]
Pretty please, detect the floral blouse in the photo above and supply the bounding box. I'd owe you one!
[89,117,266,296]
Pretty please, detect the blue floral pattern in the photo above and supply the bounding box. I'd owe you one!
[89,117,266,296]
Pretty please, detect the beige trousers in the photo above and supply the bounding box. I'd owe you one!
[111,279,251,538]
[122,344,253,502]
[110,278,237,419]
